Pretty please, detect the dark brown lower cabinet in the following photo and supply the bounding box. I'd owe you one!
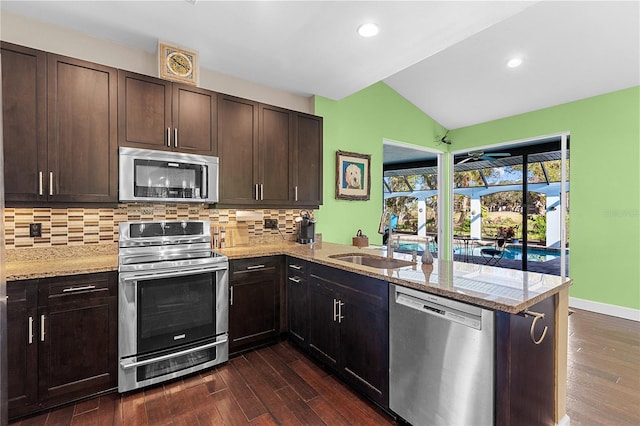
[229,256,284,354]
[7,272,117,420]
[495,295,557,425]
[306,262,389,407]
[286,258,309,348]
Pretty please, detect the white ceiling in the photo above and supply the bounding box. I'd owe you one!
[1,1,638,132]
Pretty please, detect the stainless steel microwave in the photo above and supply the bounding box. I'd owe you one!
[119,147,218,203]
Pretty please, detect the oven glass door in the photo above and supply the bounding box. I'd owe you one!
[137,271,215,354]
[134,158,207,200]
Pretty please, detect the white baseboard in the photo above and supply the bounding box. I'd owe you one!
[569,297,640,322]
[556,414,571,426]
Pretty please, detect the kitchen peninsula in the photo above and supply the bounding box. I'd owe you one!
[6,239,571,425]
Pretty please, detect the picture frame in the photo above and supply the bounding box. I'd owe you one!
[336,150,371,200]
[159,42,199,86]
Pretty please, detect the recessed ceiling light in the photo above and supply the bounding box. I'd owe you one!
[357,23,379,38]
[507,57,523,68]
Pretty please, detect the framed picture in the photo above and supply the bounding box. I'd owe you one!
[336,150,371,200]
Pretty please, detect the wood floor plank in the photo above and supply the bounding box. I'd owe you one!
[71,408,99,426]
[121,391,148,425]
[259,346,318,401]
[243,350,288,391]
[307,395,351,426]
[74,397,100,416]
[210,388,251,426]
[143,384,172,426]
[162,379,199,426]
[231,355,302,425]
[218,362,268,421]
[44,404,75,425]
[199,368,227,395]
[288,358,390,426]
[183,383,225,425]
[249,413,278,426]
[276,385,325,425]
[96,393,122,426]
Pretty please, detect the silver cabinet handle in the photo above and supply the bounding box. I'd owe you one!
[28,316,34,345]
[260,184,264,201]
[246,264,265,270]
[295,186,298,202]
[333,298,338,322]
[40,315,46,342]
[338,300,345,323]
[39,171,43,196]
[167,127,171,147]
[255,184,259,200]
[230,286,234,306]
[288,277,302,284]
[49,172,53,195]
[289,264,302,270]
[62,285,96,293]
[174,128,178,148]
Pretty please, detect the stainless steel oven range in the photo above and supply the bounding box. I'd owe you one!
[118,220,228,393]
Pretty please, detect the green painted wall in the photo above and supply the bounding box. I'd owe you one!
[449,86,640,310]
[314,82,445,245]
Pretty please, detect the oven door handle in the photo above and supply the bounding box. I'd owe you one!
[120,336,228,370]
[120,267,225,282]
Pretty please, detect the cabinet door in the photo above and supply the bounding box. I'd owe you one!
[286,259,308,347]
[307,277,340,369]
[6,281,38,419]
[1,42,47,203]
[172,83,217,155]
[47,54,118,202]
[118,71,172,150]
[217,95,259,205]
[229,258,281,353]
[259,104,292,204]
[37,273,117,404]
[293,113,323,207]
[340,287,389,406]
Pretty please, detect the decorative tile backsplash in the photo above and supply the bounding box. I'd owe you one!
[4,204,307,249]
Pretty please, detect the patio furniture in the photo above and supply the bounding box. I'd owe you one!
[481,238,506,265]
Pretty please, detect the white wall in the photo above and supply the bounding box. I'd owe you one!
[0,10,314,114]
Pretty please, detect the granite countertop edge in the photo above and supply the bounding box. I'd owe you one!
[5,241,572,314]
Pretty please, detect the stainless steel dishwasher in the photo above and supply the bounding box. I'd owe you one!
[389,284,495,426]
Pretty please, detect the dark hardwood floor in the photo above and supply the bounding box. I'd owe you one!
[9,309,640,425]
[566,309,640,425]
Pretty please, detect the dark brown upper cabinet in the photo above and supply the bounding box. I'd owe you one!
[1,43,118,204]
[217,95,323,208]
[292,112,323,207]
[1,42,47,203]
[47,54,118,203]
[118,71,217,156]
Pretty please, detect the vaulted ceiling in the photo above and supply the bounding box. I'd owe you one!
[2,1,637,131]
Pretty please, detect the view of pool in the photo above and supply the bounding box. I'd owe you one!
[397,241,564,262]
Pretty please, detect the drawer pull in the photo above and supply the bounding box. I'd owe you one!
[289,264,302,270]
[39,171,43,196]
[288,277,302,284]
[62,285,96,293]
[49,171,54,196]
[246,264,265,270]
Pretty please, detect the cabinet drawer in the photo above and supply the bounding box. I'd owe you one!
[38,272,116,305]
[7,280,38,305]
[231,256,281,276]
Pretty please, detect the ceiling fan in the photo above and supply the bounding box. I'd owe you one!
[435,131,452,145]
[457,150,511,164]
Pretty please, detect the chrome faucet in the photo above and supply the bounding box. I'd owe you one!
[384,210,395,259]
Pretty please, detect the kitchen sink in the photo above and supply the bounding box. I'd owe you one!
[329,253,415,269]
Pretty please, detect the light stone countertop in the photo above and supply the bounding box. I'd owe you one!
[5,240,571,314]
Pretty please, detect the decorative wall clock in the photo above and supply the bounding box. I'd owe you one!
[159,42,198,85]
